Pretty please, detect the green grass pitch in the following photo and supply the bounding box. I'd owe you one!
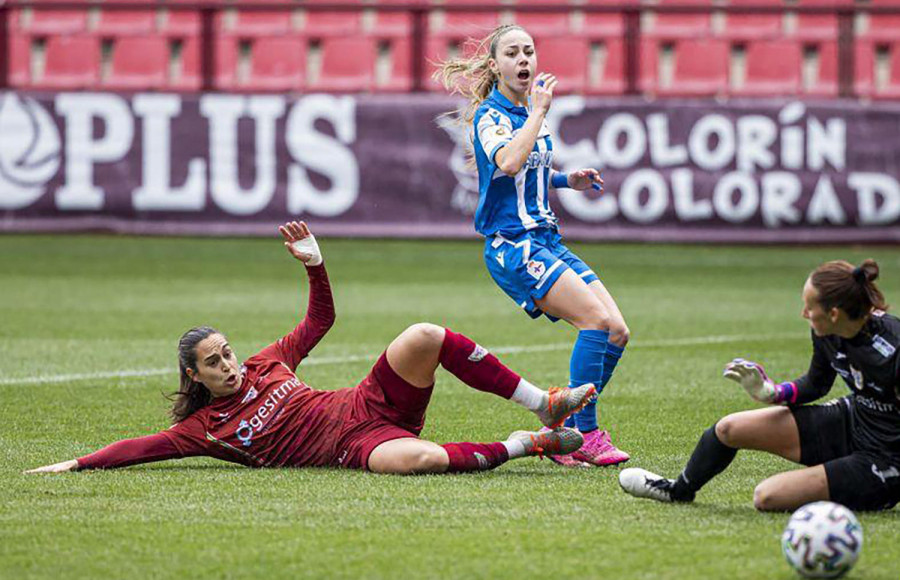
[1,234,899,579]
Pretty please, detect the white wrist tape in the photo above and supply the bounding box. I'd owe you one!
[291,236,323,266]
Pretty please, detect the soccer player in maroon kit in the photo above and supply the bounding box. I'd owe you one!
[27,221,596,475]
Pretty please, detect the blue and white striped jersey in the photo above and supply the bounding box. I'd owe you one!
[472,87,558,237]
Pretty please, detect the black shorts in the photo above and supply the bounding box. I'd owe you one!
[792,399,900,511]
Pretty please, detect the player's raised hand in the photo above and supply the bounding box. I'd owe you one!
[723,358,777,403]
[568,168,604,192]
[279,221,323,266]
[531,73,557,115]
[25,459,79,474]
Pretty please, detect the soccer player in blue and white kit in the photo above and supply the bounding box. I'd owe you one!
[437,24,629,466]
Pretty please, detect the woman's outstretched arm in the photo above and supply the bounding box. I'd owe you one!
[25,432,184,473]
[260,221,336,369]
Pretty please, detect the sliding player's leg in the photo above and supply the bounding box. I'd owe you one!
[367,429,585,475]
[360,324,591,475]
[385,323,596,428]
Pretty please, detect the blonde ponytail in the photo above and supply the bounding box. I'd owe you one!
[434,24,525,126]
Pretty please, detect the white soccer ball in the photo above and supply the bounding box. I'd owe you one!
[782,501,863,578]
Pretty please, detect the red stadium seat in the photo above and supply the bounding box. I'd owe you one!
[861,11,900,43]
[641,0,713,39]
[638,38,662,94]
[248,37,307,91]
[431,10,500,38]
[8,34,30,86]
[802,41,838,96]
[213,38,240,89]
[375,38,413,91]
[581,12,626,38]
[423,37,456,92]
[17,8,87,34]
[723,0,784,41]
[855,6,900,97]
[372,12,413,37]
[794,0,839,41]
[533,37,588,93]
[94,8,157,35]
[855,42,900,99]
[103,36,167,89]
[158,8,201,36]
[735,40,802,95]
[307,37,375,91]
[172,36,202,90]
[645,10,713,39]
[220,9,293,36]
[855,41,875,97]
[304,11,363,36]
[656,38,729,96]
[513,12,571,36]
[37,36,99,88]
[584,38,626,94]
[513,0,575,34]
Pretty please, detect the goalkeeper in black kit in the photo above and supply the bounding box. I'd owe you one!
[620,259,900,512]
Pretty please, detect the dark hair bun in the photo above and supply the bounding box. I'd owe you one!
[858,259,880,284]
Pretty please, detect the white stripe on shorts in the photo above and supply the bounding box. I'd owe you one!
[535,259,564,290]
[579,269,596,279]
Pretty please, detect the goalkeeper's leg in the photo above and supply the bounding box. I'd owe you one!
[620,407,801,502]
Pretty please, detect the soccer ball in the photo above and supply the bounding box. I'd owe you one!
[782,501,863,578]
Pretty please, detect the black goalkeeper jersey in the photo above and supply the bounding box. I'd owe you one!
[792,311,900,458]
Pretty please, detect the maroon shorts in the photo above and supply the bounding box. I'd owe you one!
[336,353,434,470]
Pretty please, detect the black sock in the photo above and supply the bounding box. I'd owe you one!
[670,422,737,501]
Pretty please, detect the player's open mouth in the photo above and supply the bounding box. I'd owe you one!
[518,70,530,81]
[226,374,237,386]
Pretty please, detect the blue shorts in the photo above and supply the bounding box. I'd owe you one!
[483,228,600,320]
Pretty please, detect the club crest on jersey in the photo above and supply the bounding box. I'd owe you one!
[241,387,258,404]
[850,365,865,391]
[468,344,489,362]
[872,335,896,358]
[527,260,546,280]
[236,419,254,447]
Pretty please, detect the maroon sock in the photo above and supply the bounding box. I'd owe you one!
[439,328,520,399]
[441,442,510,473]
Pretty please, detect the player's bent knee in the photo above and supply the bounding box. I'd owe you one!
[404,323,446,351]
[410,447,449,474]
[753,481,778,511]
[715,414,750,448]
[609,322,630,346]
[579,306,611,332]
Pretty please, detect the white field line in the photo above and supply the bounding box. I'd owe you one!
[0,332,802,387]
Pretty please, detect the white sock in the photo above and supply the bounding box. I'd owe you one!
[510,378,548,412]
[502,438,526,459]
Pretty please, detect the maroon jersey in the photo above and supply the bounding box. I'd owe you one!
[79,263,387,470]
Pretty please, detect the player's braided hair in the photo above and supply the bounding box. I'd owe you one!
[434,24,526,127]
[810,259,888,320]
[168,325,219,423]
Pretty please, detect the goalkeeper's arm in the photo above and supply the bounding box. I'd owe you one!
[723,341,836,405]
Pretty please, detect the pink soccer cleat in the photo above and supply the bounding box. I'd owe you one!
[572,429,630,466]
[540,428,590,468]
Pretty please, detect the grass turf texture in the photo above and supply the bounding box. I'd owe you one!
[2,235,899,580]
